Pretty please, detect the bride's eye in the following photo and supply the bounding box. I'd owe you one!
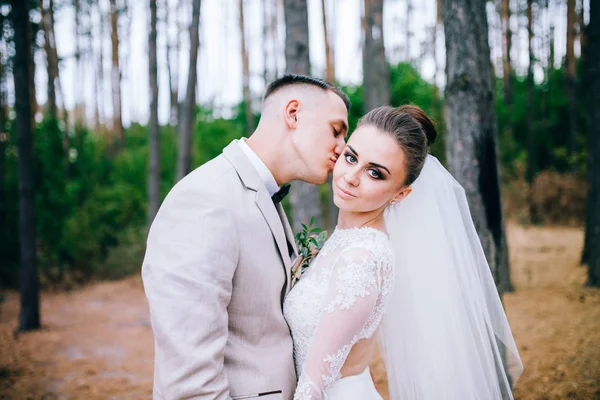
[368,169,383,179]
[344,153,357,164]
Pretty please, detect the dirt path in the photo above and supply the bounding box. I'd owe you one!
[1,224,599,399]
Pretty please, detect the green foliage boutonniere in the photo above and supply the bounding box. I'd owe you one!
[291,217,328,286]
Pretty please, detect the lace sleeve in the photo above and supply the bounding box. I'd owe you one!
[293,246,393,400]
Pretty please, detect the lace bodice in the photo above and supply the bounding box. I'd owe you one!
[283,227,394,400]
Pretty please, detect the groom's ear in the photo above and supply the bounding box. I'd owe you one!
[285,100,300,129]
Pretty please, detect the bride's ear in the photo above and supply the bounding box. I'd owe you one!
[390,186,412,205]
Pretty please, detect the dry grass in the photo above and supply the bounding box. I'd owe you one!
[1,224,599,399]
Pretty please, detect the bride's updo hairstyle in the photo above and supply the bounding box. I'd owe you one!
[357,105,437,186]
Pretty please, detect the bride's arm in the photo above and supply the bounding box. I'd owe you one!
[293,247,393,400]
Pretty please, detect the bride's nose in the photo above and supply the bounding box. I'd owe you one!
[343,168,360,187]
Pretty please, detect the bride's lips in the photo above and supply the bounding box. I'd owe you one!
[336,185,356,199]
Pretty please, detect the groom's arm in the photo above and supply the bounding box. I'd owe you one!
[142,184,239,400]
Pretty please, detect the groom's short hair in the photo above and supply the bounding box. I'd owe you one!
[262,75,351,111]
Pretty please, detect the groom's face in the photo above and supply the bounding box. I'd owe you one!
[290,90,348,184]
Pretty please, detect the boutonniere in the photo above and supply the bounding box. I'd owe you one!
[291,217,328,286]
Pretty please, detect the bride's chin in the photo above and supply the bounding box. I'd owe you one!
[333,196,349,209]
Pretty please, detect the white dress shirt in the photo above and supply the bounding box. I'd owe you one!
[238,138,280,197]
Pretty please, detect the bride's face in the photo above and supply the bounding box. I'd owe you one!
[332,125,412,213]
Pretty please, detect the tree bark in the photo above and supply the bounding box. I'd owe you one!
[321,0,337,232]
[363,0,389,112]
[28,10,38,121]
[584,0,600,286]
[0,32,6,264]
[283,0,324,232]
[501,0,513,105]
[321,0,335,83]
[86,1,99,130]
[526,0,540,225]
[433,0,442,95]
[442,0,513,293]
[175,0,201,182]
[97,0,106,132]
[283,0,310,75]
[566,0,578,158]
[12,0,41,331]
[73,0,83,125]
[272,0,282,78]
[110,0,124,144]
[262,0,270,85]
[239,0,254,137]
[148,0,160,225]
[166,0,180,125]
[40,0,60,120]
[579,0,586,57]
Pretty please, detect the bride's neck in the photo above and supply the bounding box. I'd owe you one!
[337,209,386,231]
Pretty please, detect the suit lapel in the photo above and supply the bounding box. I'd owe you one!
[223,141,291,294]
[276,203,298,259]
[255,189,292,273]
[276,203,296,293]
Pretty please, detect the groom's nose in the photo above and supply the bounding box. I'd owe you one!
[334,136,345,156]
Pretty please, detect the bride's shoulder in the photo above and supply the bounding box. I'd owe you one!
[327,227,394,263]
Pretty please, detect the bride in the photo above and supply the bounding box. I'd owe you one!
[283,105,523,400]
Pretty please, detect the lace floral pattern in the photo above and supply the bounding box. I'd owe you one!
[283,227,394,400]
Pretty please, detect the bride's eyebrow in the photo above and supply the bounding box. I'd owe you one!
[347,145,359,156]
[347,145,391,175]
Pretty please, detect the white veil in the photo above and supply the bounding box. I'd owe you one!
[380,155,523,400]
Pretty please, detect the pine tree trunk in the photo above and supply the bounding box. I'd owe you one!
[0,39,6,264]
[526,0,540,225]
[49,0,67,130]
[363,0,389,112]
[148,0,160,225]
[321,0,335,83]
[321,0,337,232]
[176,0,201,182]
[166,0,180,125]
[110,0,124,144]
[28,13,37,121]
[579,0,586,60]
[501,0,513,105]
[320,0,337,232]
[283,0,324,232]
[584,0,600,286]
[41,0,59,120]
[272,0,282,77]
[433,0,442,95]
[283,0,310,75]
[73,0,82,125]
[566,0,578,159]
[442,0,513,294]
[97,1,106,132]
[12,0,40,331]
[239,0,254,137]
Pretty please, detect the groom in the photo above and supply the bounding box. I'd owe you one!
[142,75,349,399]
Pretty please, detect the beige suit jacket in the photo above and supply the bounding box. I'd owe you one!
[142,141,298,399]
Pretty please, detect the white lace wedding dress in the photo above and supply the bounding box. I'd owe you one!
[283,227,394,400]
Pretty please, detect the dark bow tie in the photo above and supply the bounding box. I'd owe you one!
[271,184,291,204]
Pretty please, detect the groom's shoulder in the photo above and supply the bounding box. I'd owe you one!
[175,154,237,195]
[193,153,235,181]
